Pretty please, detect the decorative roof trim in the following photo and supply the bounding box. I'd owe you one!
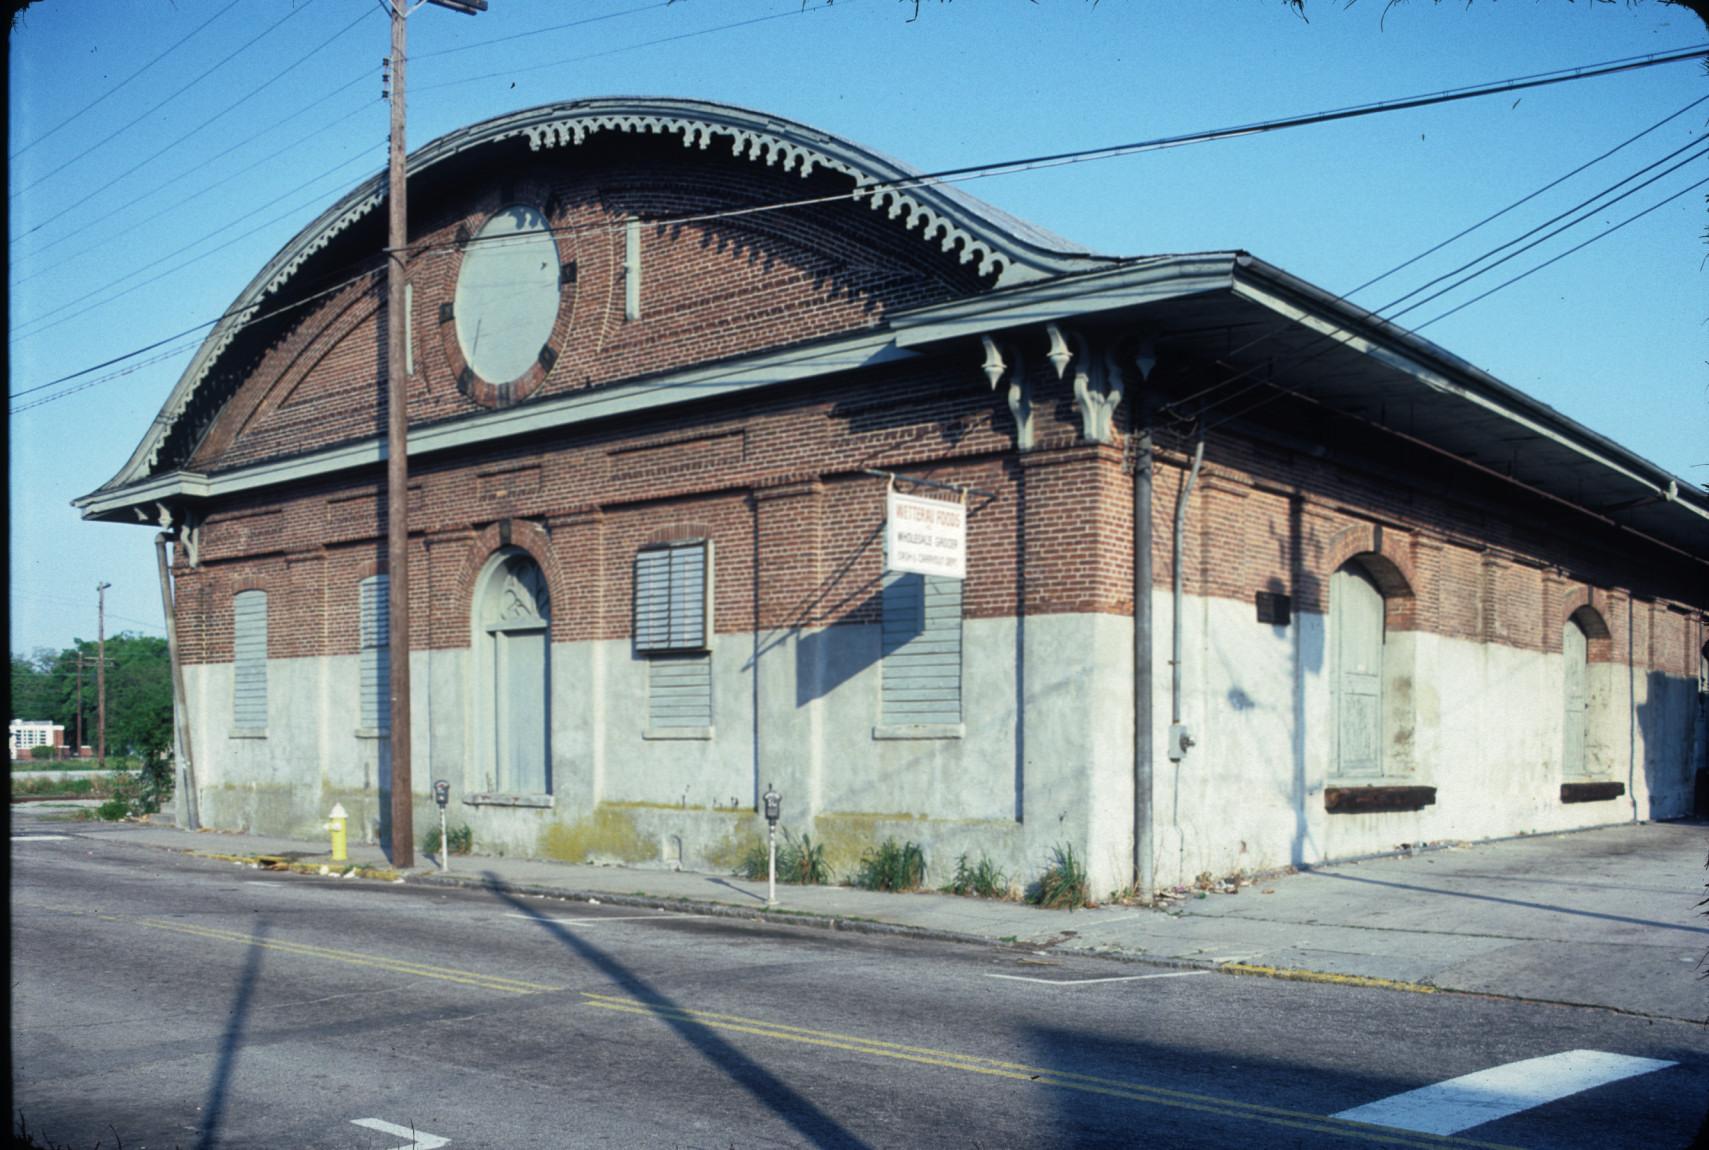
[95,98,1112,497]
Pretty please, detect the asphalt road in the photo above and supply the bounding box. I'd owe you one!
[12,814,1709,1150]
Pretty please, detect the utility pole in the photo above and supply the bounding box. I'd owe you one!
[76,651,85,756]
[384,0,485,869]
[96,581,111,768]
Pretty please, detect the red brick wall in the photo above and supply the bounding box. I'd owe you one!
[191,142,990,475]
[167,146,1706,671]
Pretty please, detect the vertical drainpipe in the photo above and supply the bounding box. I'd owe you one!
[1172,434,1207,746]
[155,531,200,830]
[1133,423,1154,903]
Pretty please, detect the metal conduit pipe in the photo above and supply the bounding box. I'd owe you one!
[155,531,200,831]
[1171,433,1206,758]
[1133,425,1155,904]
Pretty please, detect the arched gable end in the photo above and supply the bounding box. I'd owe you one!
[102,98,1110,492]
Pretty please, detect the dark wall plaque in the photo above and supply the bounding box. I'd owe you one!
[1324,786,1437,814]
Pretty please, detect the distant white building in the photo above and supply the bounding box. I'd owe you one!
[9,720,64,756]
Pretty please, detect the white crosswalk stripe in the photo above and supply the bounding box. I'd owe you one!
[1332,1049,1676,1136]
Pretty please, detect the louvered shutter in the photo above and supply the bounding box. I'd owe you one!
[649,653,713,730]
[634,541,710,653]
[359,575,390,732]
[232,591,268,729]
[881,571,962,725]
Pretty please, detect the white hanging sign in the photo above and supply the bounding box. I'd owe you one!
[886,488,966,580]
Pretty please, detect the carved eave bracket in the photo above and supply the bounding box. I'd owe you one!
[980,335,1033,451]
[1047,323,1124,446]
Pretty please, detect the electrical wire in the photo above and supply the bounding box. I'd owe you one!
[1414,175,1709,332]
[13,77,375,276]
[412,2,661,59]
[1157,111,1709,420]
[9,0,322,202]
[9,261,387,405]
[11,43,1704,413]
[9,3,378,247]
[1381,142,1707,323]
[8,0,246,162]
[12,145,386,344]
[1193,174,1709,436]
[1343,92,1709,300]
[414,0,848,93]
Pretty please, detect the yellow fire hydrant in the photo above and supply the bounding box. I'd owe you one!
[327,802,348,863]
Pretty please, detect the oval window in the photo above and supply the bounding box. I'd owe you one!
[453,205,560,386]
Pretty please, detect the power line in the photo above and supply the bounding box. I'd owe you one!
[412,2,660,59]
[12,145,386,344]
[1415,176,1709,332]
[8,0,246,161]
[1158,111,1709,420]
[8,0,321,202]
[1193,174,1709,437]
[9,3,377,248]
[13,76,374,275]
[1344,92,1709,300]
[414,0,847,94]
[9,260,387,406]
[1381,142,1708,323]
[12,44,1704,412]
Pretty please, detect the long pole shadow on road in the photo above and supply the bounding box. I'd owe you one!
[1307,870,1709,935]
[197,920,267,1149]
[481,872,872,1150]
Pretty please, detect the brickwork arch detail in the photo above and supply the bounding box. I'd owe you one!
[451,520,567,643]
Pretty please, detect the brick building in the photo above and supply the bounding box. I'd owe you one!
[79,99,1708,895]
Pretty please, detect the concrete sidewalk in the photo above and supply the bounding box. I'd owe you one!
[49,812,1709,1023]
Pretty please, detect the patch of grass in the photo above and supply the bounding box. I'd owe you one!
[1027,843,1090,911]
[421,823,474,858]
[10,772,135,801]
[854,839,926,892]
[737,829,831,885]
[95,797,131,821]
[943,851,1010,899]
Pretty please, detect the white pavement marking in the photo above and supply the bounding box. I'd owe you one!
[986,970,1213,986]
[1331,1049,1676,1136]
[11,835,70,841]
[349,1117,449,1149]
[504,912,708,926]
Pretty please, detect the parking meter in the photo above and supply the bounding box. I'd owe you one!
[761,784,781,908]
[433,779,450,872]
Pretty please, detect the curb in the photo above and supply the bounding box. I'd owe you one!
[178,844,994,950]
[411,869,992,950]
[1217,962,1438,995]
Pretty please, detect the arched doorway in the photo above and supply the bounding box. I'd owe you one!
[1562,615,1589,779]
[1331,560,1385,779]
[475,550,551,795]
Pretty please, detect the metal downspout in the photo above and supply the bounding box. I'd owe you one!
[1133,426,1154,903]
[155,532,200,830]
[1172,434,1207,735]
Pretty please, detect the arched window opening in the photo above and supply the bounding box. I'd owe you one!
[1562,614,1589,779]
[1331,561,1385,779]
[474,551,551,796]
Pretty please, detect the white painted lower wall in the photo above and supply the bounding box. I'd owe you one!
[182,612,1132,893]
[1153,591,1702,889]
[183,593,1702,898]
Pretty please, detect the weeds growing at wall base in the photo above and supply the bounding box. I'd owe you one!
[943,852,1011,899]
[739,829,830,885]
[854,839,926,892]
[1027,843,1090,910]
[421,823,474,858]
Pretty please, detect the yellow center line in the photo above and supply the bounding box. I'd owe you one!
[90,913,561,996]
[581,994,1525,1150]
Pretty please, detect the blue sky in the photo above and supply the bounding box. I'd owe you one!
[9,0,1707,660]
